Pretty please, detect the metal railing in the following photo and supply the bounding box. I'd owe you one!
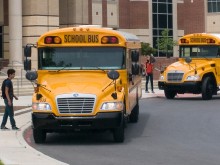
[9,60,27,87]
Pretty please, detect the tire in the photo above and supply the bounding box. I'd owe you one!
[113,108,125,143]
[164,89,176,99]
[129,103,139,123]
[202,77,213,100]
[33,128,46,144]
[113,123,124,143]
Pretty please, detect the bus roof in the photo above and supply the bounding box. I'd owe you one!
[181,33,220,39]
[41,26,140,42]
[179,33,220,45]
[116,30,140,42]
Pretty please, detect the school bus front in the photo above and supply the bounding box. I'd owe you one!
[24,26,142,143]
[158,33,220,100]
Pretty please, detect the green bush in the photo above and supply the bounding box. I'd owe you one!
[0,160,4,165]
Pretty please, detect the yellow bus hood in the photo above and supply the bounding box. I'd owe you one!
[38,72,116,95]
[167,59,214,72]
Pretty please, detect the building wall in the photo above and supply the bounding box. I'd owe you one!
[2,0,9,60]
[207,14,220,33]
[119,0,149,29]
[107,0,118,28]
[118,0,149,43]
[2,0,220,72]
[59,0,89,27]
[92,0,103,26]
[177,0,205,35]
[0,0,3,25]
[22,0,59,69]
[3,26,9,60]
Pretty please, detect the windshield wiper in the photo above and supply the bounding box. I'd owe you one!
[56,63,72,72]
[94,66,107,73]
[56,66,67,72]
[197,54,210,60]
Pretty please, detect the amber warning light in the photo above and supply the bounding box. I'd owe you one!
[180,39,189,44]
[101,36,119,44]
[44,36,62,44]
[206,38,215,44]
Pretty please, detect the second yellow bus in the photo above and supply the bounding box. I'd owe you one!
[158,33,220,100]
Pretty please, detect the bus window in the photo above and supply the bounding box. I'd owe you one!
[39,47,126,70]
[180,46,219,58]
[179,46,190,57]
[191,47,198,57]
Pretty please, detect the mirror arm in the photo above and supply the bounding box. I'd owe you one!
[36,83,51,92]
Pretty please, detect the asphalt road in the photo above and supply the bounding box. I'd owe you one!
[25,96,220,165]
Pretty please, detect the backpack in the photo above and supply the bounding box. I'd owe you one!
[1,79,7,99]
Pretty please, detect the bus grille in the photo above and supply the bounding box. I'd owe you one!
[167,72,184,82]
[57,97,95,114]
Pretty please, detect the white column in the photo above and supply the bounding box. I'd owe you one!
[9,0,23,68]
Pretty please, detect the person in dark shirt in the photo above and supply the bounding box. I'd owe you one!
[1,69,19,130]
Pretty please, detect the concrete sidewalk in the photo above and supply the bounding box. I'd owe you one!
[0,89,164,165]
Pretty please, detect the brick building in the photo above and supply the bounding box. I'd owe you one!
[0,0,219,75]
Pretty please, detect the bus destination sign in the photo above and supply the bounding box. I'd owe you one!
[190,38,207,43]
[64,35,99,43]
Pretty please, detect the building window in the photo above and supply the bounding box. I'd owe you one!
[208,0,220,13]
[152,0,173,57]
[0,26,2,58]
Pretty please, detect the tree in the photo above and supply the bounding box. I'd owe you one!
[141,42,156,56]
[156,29,177,58]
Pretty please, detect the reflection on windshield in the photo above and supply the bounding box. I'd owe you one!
[180,46,220,58]
[38,47,125,70]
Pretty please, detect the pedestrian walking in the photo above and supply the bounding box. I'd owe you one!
[145,55,154,93]
[1,69,19,130]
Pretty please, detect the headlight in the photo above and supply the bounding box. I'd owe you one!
[186,75,200,81]
[159,75,164,80]
[32,102,51,111]
[100,101,124,110]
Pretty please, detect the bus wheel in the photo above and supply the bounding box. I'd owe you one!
[129,103,139,123]
[202,77,213,100]
[164,89,176,99]
[113,124,124,143]
[33,128,46,143]
[113,114,124,143]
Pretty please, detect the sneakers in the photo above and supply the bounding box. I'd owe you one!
[12,126,19,130]
[145,90,155,93]
[1,126,9,130]
[1,126,19,130]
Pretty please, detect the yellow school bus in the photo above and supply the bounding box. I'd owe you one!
[24,25,142,143]
[158,33,220,100]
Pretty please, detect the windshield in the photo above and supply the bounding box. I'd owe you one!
[179,45,220,58]
[38,47,126,70]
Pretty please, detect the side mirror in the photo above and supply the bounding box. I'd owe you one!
[107,70,120,100]
[131,50,139,62]
[132,63,140,75]
[185,57,192,64]
[24,59,31,71]
[24,45,32,57]
[107,70,120,80]
[26,71,38,81]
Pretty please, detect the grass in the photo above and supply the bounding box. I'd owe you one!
[0,160,4,165]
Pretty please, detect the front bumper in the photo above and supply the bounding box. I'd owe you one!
[32,112,123,132]
[158,81,202,93]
